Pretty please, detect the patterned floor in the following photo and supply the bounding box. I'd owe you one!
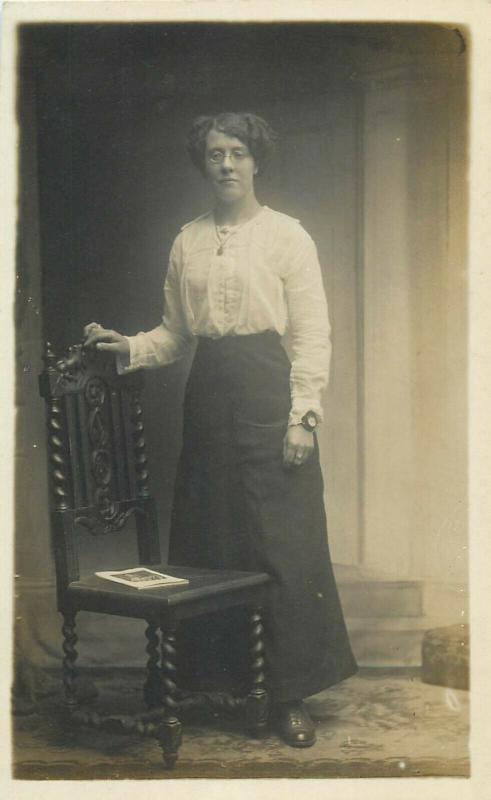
[13,668,470,779]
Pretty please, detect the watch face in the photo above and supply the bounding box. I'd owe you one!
[302,412,317,430]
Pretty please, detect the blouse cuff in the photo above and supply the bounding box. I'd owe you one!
[115,337,138,375]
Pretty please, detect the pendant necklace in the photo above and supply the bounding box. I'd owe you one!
[214,220,244,255]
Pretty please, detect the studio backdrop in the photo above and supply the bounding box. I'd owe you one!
[15,22,468,675]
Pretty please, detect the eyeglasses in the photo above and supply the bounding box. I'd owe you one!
[206,149,251,164]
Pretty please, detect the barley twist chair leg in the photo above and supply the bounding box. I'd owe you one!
[157,624,182,769]
[143,621,161,709]
[245,605,269,736]
[61,610,79,709]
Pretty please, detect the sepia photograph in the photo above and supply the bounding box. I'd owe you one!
[4,0,488,791]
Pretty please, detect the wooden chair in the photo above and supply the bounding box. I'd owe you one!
[38,341,272,768]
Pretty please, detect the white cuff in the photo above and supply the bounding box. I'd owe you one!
[115,337,137,374]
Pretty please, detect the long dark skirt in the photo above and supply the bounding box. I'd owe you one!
[168,331,357,703]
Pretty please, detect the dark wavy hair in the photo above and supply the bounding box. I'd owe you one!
[186,112,278,176]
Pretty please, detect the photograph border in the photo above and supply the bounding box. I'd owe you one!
[1,1,490,798]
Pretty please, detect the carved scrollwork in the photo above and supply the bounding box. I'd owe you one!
[91,450,112,486]
[54,344,87,390]
[75,504,137,535]
[74,375,134,535]
[86,377,113,523]
[85,376,106,410]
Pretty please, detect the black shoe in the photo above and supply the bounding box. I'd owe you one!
[275,701,317,748]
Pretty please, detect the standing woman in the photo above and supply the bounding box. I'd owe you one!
[84,112,357,747]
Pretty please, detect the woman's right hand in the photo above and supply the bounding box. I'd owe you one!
[83,322,130,358]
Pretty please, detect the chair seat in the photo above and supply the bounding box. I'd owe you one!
[63,564,273,622]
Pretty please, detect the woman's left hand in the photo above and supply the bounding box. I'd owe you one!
[283,425,315,467]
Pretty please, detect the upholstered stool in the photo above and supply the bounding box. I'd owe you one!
[422,624,469,691]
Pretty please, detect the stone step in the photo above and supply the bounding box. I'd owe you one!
[332,567,468,667]
[347,615,434,632]
[337,578,423,618]
[346,616,434,668]
[334,568,430,666]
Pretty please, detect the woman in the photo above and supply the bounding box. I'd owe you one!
[84,112,357,747]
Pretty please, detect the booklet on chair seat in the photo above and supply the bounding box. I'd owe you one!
[95,567,189,590]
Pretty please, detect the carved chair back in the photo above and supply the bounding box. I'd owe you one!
[39,342,161,601]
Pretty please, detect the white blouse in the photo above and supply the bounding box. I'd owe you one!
[120,205,331,426]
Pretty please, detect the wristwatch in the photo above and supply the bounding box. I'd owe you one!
[301,411,319,433]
